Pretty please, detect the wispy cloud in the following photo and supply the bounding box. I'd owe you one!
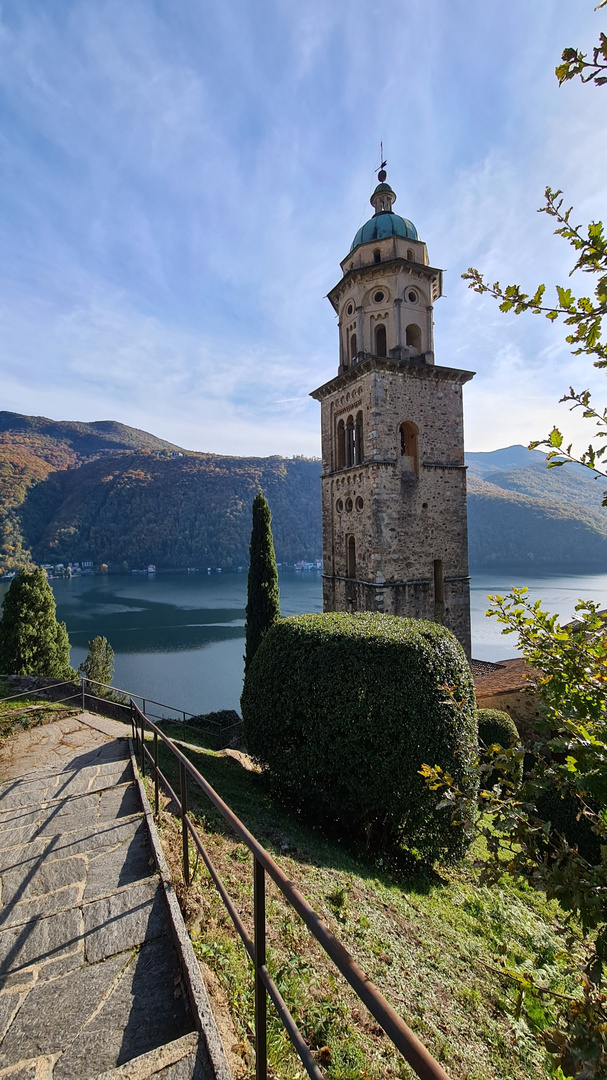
[0,0,604,456]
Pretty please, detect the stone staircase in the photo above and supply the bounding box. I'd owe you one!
[0,713,229,1080]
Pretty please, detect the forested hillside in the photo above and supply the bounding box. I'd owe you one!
[1,412,606,573]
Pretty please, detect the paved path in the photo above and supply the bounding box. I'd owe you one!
[0,713,220,1080]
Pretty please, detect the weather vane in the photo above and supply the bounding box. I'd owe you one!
[377,142,387,182]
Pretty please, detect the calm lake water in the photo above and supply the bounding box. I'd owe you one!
[2,569,607,715]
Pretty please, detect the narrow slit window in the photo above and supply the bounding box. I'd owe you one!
[434,559,444,604]
[399,421,419,474]
[346,535,356,579]
[336,419,346,470]
[345,415,354,468]
[373,249,381,264]
[375,324,387,357]
[354,411,364,464]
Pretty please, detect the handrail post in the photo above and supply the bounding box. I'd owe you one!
[179,760,190,886]
[140,709,145,778]
[130,700,135,746]
[81,677,85,711]
[254,857,267,1080]
[183,710,186,740]
[153,730,159,816]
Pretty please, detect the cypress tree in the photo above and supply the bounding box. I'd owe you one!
[79,635,115,697]
[244,490,280,671]
[0,568,75,678]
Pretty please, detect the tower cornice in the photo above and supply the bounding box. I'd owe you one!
[310,355,475,401]
[327,257,443,313]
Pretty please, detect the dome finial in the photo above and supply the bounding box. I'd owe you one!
[370,145,396,215]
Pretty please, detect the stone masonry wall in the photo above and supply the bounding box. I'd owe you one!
[316,356,473,655]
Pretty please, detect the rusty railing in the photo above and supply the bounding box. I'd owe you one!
[130,699,452,1080]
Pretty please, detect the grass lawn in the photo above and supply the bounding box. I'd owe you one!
[0,678,79,737]
[142,734,580,1080]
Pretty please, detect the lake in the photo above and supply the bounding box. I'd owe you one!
[2,568,607,715]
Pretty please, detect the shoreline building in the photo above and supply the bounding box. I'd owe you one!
[310,168,475,656]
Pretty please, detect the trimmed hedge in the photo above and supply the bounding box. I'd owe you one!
[241,612,478,862]
[477,708,523,789]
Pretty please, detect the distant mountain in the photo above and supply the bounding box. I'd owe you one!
[0,411,321,572]
[0,414,606,574]
[466,445,607,568]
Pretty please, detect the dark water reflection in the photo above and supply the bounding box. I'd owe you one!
[2,568,607,715]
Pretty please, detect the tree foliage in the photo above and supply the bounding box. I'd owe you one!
[243,491,280,671]
[242,612,478,862]
[0,568,75,679]
[78,635,115,697]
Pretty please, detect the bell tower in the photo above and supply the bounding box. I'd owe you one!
[310,167,474,656]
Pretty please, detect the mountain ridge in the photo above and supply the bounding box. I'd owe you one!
[0,413,605,573]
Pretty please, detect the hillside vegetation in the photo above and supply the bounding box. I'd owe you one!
[146,731,574,1080]
[1,411,606,573]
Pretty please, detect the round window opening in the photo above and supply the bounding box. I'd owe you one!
[356,496,364,511]
[374,291,385,303]
[346,303,354,316]
[336,499,344,513]
[345,497,353,512]
[407,290,417,304]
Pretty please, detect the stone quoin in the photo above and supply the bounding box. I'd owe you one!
[310,167,475,656]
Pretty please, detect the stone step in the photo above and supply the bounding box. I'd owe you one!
[93,1032,208,1079]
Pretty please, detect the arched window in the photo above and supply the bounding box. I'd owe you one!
[373,249,381,264]
[400,421,419,474]
[346,535,356,579]
[407,248,415,262]
[375,323,387,357]
[354,410,364,464]
[336,419,346,470]
[345,415,355,468]
[350,332,357,361]
[406,324,421,352]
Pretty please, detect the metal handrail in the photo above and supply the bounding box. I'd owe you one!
[0,676,240,749]
[130,699,452,1080]
[79,677,241,747]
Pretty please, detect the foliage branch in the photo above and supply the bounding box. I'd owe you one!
[462,27,607,499]
[422,590,607,1077]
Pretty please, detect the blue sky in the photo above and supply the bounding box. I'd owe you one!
[0,0,605,457]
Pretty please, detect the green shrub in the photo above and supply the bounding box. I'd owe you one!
[477,708,523,789]
[241,612,478,862]
[535,786,601,865]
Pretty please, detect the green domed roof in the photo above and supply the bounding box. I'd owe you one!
[350,211,418,252]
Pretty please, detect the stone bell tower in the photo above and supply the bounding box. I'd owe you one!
[310,167,474,656]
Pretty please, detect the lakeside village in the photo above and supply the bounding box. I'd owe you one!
[0,557,323,582]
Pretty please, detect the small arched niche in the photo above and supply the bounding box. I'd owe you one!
[373,249,381,264]
[375,323,387,357]
[400,421,419,475]
[350,332,357,362]
[407,248,415,262]
[405,323,421,353]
